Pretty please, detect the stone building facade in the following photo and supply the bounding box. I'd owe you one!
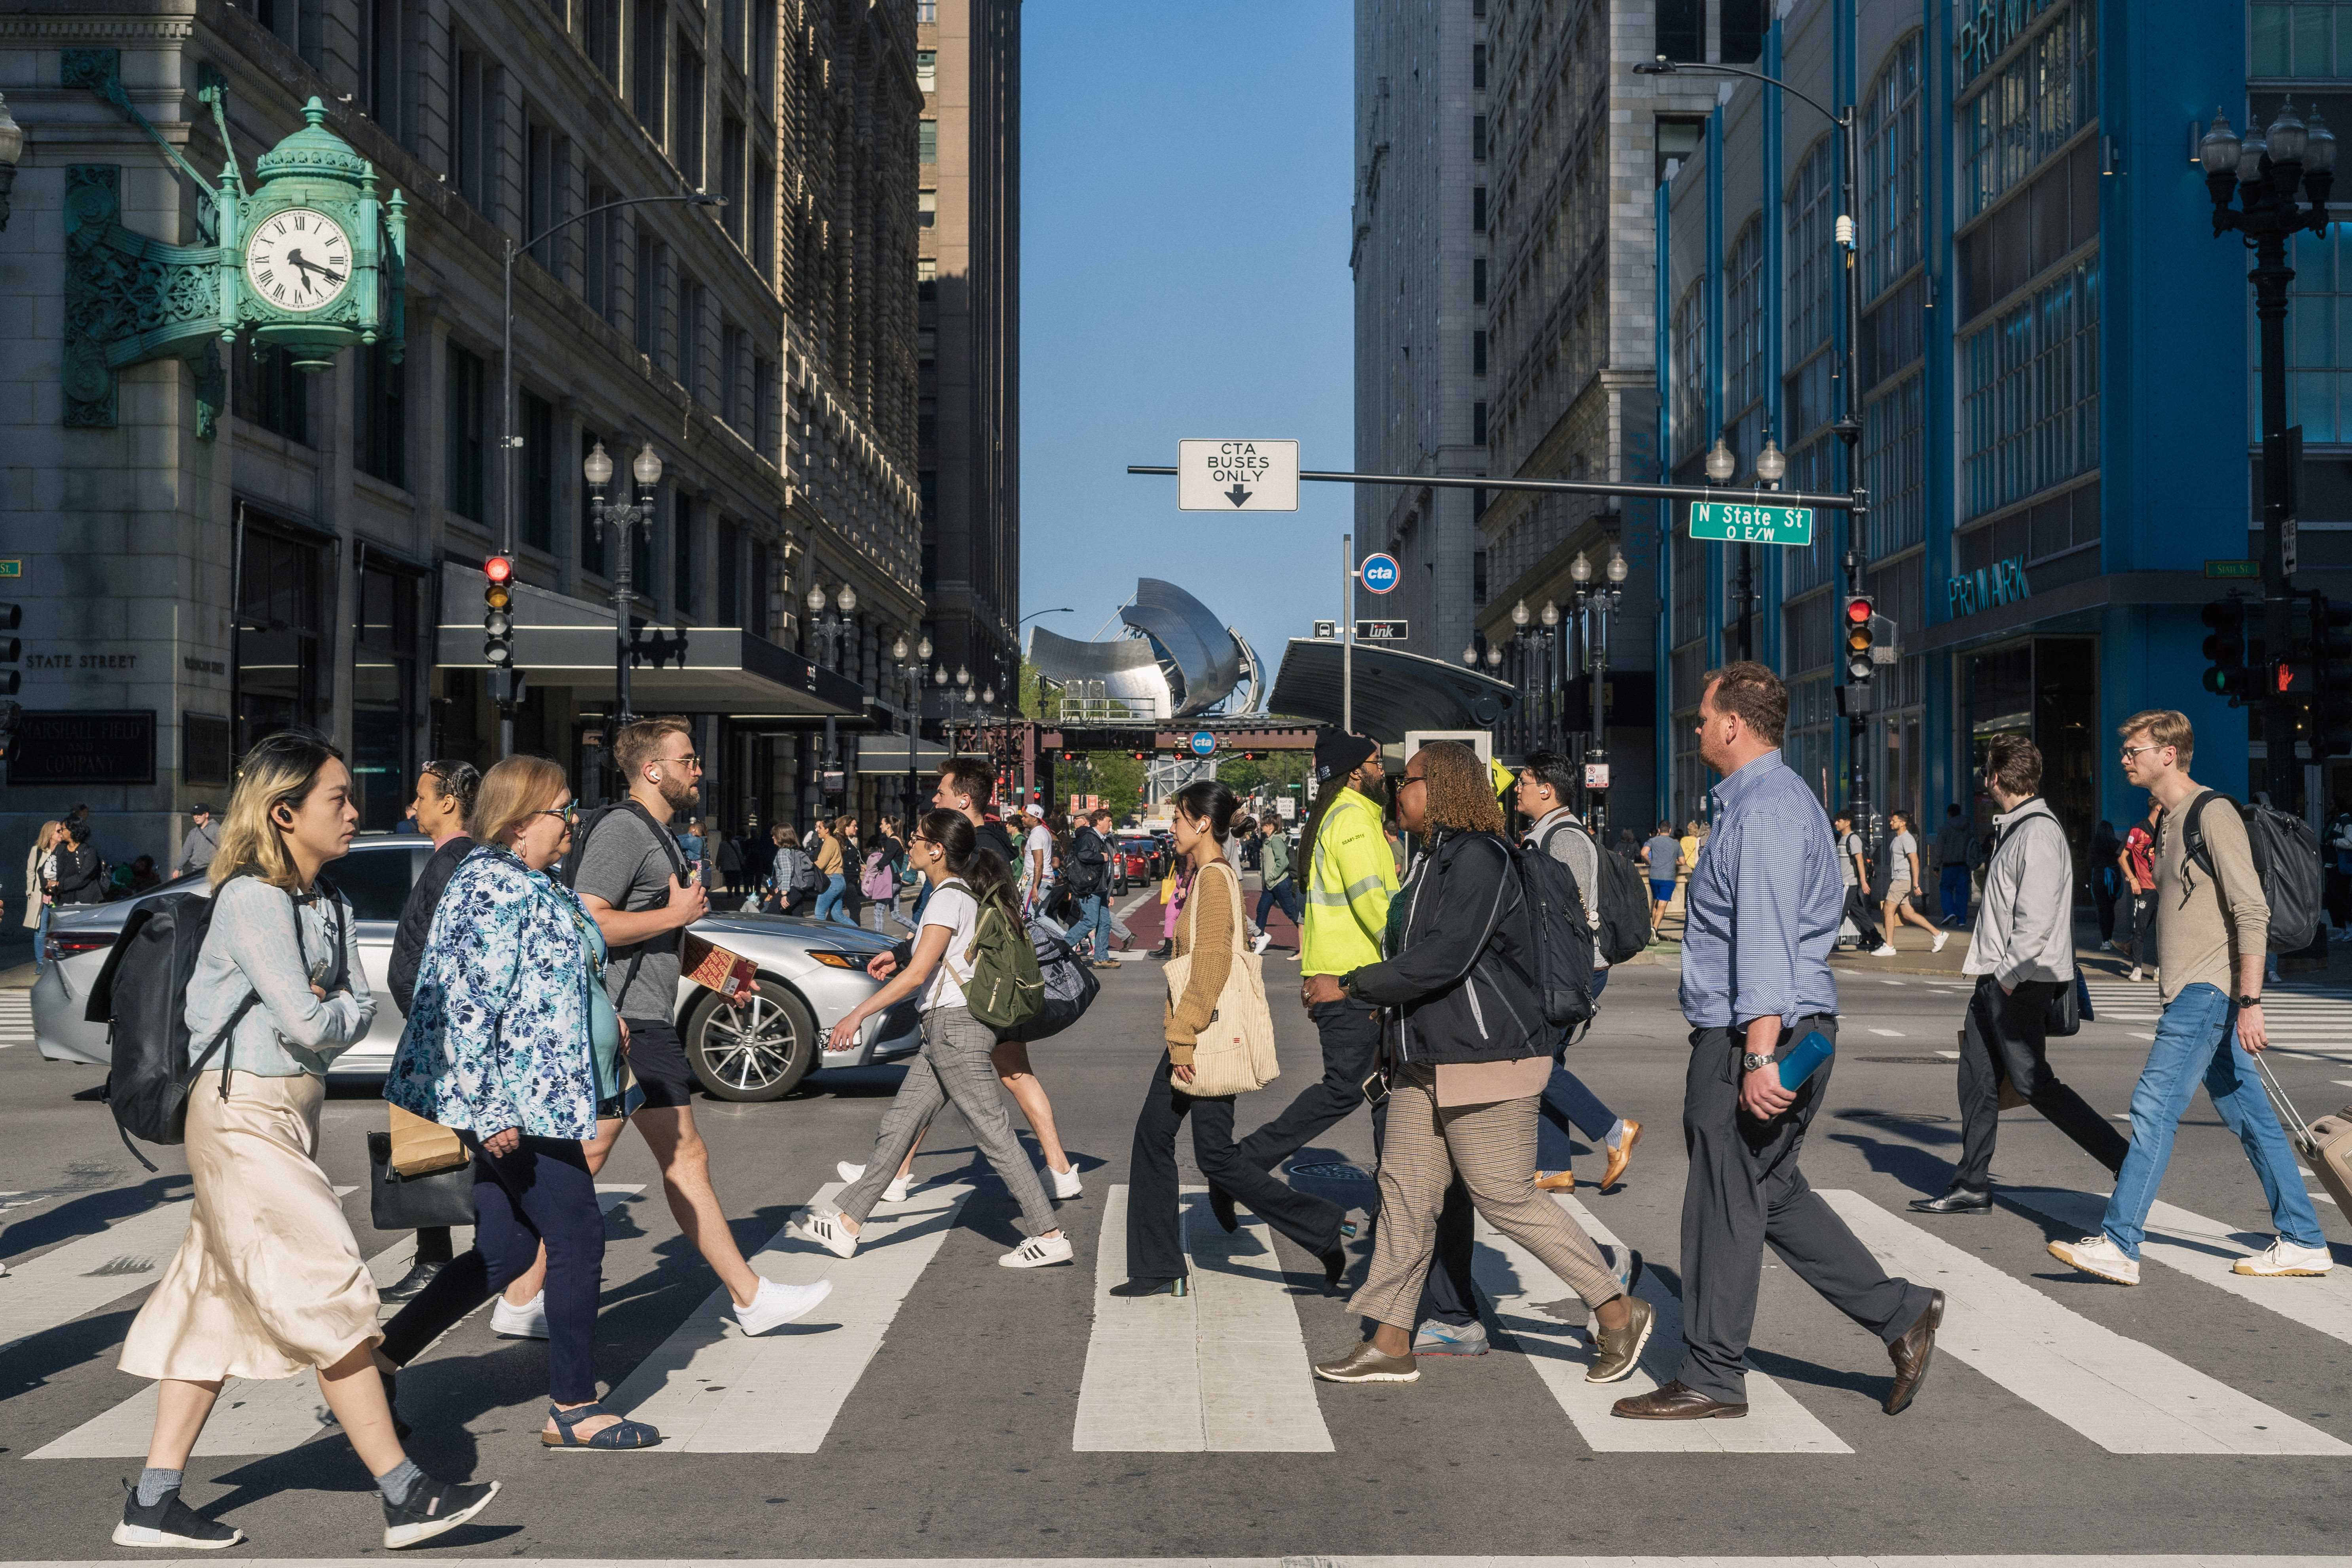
[0,0,928,867]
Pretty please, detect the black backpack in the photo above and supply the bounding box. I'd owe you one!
[2182,791,2326,954]
[1537,816,1652,966]
[1065,828,1108,899]
[1004,912,1101,1043]
[85,870,342,1160]
[1506,838,1597,1033]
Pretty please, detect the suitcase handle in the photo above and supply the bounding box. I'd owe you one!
[2252,1052,2317,1158]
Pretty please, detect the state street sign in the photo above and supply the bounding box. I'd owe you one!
[1688,500,1815,547]
[1177,440,1301,511]
[1360,552,1401,593]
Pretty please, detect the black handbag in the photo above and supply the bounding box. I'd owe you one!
[2044,971,2094,1038]
[364,1130,479,1231]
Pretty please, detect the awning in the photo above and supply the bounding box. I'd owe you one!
[850,735,989,775]
[1268,638,1516,743]
[436,565,864,716]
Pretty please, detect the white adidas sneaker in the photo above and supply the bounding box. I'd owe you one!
[1051,1164,1084,1200]
[999,1232,1076,1268]
[2232,1238,2335,1277]
[489,1289,549,1339]
[794,1212,859,1259]
[2048,1233,2140,1285]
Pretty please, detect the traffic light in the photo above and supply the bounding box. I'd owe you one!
[2201,597,2251,701]
[0,601,19,696]
[1842,593,1876,682]
[483,556,515,668]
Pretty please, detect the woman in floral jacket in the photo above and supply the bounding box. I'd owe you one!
[379,756,662,1450]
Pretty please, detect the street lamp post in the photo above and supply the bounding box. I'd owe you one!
[503,193,719,558]
[895,632,932,825]
[582,440,663,745]
[2200,103,2337,807]
[1571,545,1631,842]
[806,581,859,812]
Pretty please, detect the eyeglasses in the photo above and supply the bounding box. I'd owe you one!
[655,753,703,769]
[534,803,581,826]
[2119,743,2165,763]
[1395,774,1426,793]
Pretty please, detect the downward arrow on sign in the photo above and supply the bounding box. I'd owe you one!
[1224,485,1252,507]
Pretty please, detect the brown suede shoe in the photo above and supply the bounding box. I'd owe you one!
[1601,1120,1643,1189]
[1884,1289,1945,1415]
[1313,1341,1421,1384]
[1533,1169,1576,1191]
[1584,1295,1656,1384]
[1610,1379,1747,1419]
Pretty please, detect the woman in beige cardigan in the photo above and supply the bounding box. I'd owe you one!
[1113,778,1348,1298]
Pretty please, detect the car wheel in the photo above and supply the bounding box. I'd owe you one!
[685,980,816,1102]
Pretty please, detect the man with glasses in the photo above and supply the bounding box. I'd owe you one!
[2047,712,2333,1285]
[573,717,810,1335]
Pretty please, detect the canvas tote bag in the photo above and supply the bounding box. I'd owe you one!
[1163,860,1279,1097]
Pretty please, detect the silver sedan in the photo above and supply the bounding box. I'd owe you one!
[32,836,920,1102]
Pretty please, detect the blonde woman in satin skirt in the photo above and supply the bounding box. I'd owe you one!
[112,733,501,1553]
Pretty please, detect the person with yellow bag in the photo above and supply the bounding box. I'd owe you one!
[1113,780,1347,1297]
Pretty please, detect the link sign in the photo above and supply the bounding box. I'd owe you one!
[1687,500,1815,547]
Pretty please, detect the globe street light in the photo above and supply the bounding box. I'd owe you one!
[1572,543,1630,842]
[583,440,662,733]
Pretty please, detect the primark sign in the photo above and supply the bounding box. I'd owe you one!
[1957,0,2065,83]
[1948,557,2033,619]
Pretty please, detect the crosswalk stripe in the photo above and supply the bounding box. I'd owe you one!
[607,1179,973,1452]
[1072,1185,1333,1452]
[1819,1190,2352,1454]
[26,1187,641,1460]
[1,1185,354,1357]
[2000,1188,2352,1348]
[0,989,32,1045]
[1472,1193,1850,1454]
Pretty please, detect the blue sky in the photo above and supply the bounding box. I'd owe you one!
[1018,0,1354,707]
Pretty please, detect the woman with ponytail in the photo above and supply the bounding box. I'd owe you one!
[800,809,1076,1270]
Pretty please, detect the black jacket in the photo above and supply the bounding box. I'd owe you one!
[51,844,107,904]
[1345,829,1544,1066]
[387,836,474,1016]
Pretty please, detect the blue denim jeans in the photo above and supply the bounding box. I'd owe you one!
[1070,892,1113,958]
[1538,969,1617,1141]
[2102,981,2325,1258]
[814,873,850,923]
[1939,864,1972,923]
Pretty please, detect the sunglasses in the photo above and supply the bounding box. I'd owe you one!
[534,803,581,826]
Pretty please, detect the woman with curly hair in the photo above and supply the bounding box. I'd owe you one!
[1309,741,1651,1388]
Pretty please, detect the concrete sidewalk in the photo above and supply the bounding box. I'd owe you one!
[1830,915,2352,982]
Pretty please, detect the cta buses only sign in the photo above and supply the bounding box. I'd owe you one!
[1687,500,1815,547]
[1178,440,1300,512]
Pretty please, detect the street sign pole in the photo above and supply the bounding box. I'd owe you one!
[1342,532,1353,735]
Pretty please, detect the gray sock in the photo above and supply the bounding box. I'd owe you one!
[373,1457,425,1508]
[134,1468,182,1507]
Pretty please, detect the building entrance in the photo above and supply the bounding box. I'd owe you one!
[1963,636,2098,894]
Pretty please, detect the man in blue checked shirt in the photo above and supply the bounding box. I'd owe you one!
[1611,662,1946,1423]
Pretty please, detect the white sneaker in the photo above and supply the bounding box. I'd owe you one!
[1931,930,1949,953]
[2128,966,2144,982]
[489,1289,549,1339]
[794,1212,859,1259]
[2047,1233,2140,1285]
[1871,944,1899,957]
[1252,931,1272,956]
[999,1232,1076,1268]
[1051,1164,1084,1199]
[734,1276,835,1335]
[882,1172,913,1203]
[2232,1238,2335,1277]
[836,1160,867,1183]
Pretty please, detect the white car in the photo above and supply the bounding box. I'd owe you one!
[34,836,920,1102]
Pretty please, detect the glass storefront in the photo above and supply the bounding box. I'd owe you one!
[235,520,325,756]
[351,564,419,832]
[1963,635,2098,892]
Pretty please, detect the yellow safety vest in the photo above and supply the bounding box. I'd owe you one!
[1301,786,1398,977]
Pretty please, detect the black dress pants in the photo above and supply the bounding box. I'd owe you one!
[1676,1016,1932,1404]
[1841,886,1885,946]
[1126,1054,1347,1281]
[1952,976,2128,1189]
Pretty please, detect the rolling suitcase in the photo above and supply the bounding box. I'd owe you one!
[2255,1054,2352,1222]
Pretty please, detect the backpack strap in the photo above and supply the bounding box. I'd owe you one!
[2181,789,2231,884]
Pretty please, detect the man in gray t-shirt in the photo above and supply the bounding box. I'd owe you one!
[573,806,691,1021]
[1641,827,1682,935]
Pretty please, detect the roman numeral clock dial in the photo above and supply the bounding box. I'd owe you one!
[243,208,354,313]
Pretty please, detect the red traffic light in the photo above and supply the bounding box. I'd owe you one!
[1845,597,1873,624]
[484,555,515,584]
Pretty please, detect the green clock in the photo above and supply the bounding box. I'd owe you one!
[242,207,354,314]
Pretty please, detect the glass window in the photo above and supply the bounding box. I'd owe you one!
[1672,281,1707,459]
[1725,219,1764,418]
[233,337,309,445]
[445,343,485,521]
[2274,226,2352,443]
[917,49,935,93]
[634,1,665,129]
[673,489,697,617]
[1961,0,2096,220]
[671,39,705,182]
[524,393,555,552]
[919,119,938,163]
[1787,138,1834,367]
[235,525,324,756]
[1864,374,1925,557]
[331,843,421,920]
[1961,255,2100,519]
[1862,33,1923,304]
[351,565,418,834]
[918,189,936,228]
[354,340,404,488]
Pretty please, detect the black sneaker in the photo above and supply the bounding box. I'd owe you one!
[377,1259,447,1303]
[113,1485,245,1550]
[382,1477,501,1549]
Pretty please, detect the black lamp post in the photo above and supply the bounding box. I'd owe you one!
[582,439,663,736]
[1571,544,1630,842]
[893,631,931,826]
[806,581,858,811]
[2201,102,2337,808]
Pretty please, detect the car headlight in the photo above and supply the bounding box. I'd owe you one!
[807,950,870,969]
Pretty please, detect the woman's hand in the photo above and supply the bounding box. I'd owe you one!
[824,1011,866,1054]
[482,1126,523,1158]
[311,984,328,1001]
[1172,1061,1195,1085]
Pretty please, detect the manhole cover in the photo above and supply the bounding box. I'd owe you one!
[1859,1055,1957,1064]
[1837,1110,1955,1123]
[1288,1161,1373,1181]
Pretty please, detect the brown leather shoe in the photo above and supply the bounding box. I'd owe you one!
[1601,1120,1643,1189]
[1533,1168,1576,1191]
[1610,1379,1747,1419]
[1884,1289,1944,1415]
[1313,1340,1421,1384]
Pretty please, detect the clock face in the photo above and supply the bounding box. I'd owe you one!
[244,207,355,314]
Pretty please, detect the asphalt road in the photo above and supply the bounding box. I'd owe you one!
[2,931,2350,1562]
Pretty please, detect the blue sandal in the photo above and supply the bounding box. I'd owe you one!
[541,1401,661,1449]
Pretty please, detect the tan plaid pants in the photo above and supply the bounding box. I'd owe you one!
[1349,1063,1620,1329]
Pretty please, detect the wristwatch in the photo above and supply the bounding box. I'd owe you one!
[1741,1051,1775,1073]
[2238,993,2264,1009]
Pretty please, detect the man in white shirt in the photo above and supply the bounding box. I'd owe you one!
[1020,802,1053,913]
[1910,736,2124,1215]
